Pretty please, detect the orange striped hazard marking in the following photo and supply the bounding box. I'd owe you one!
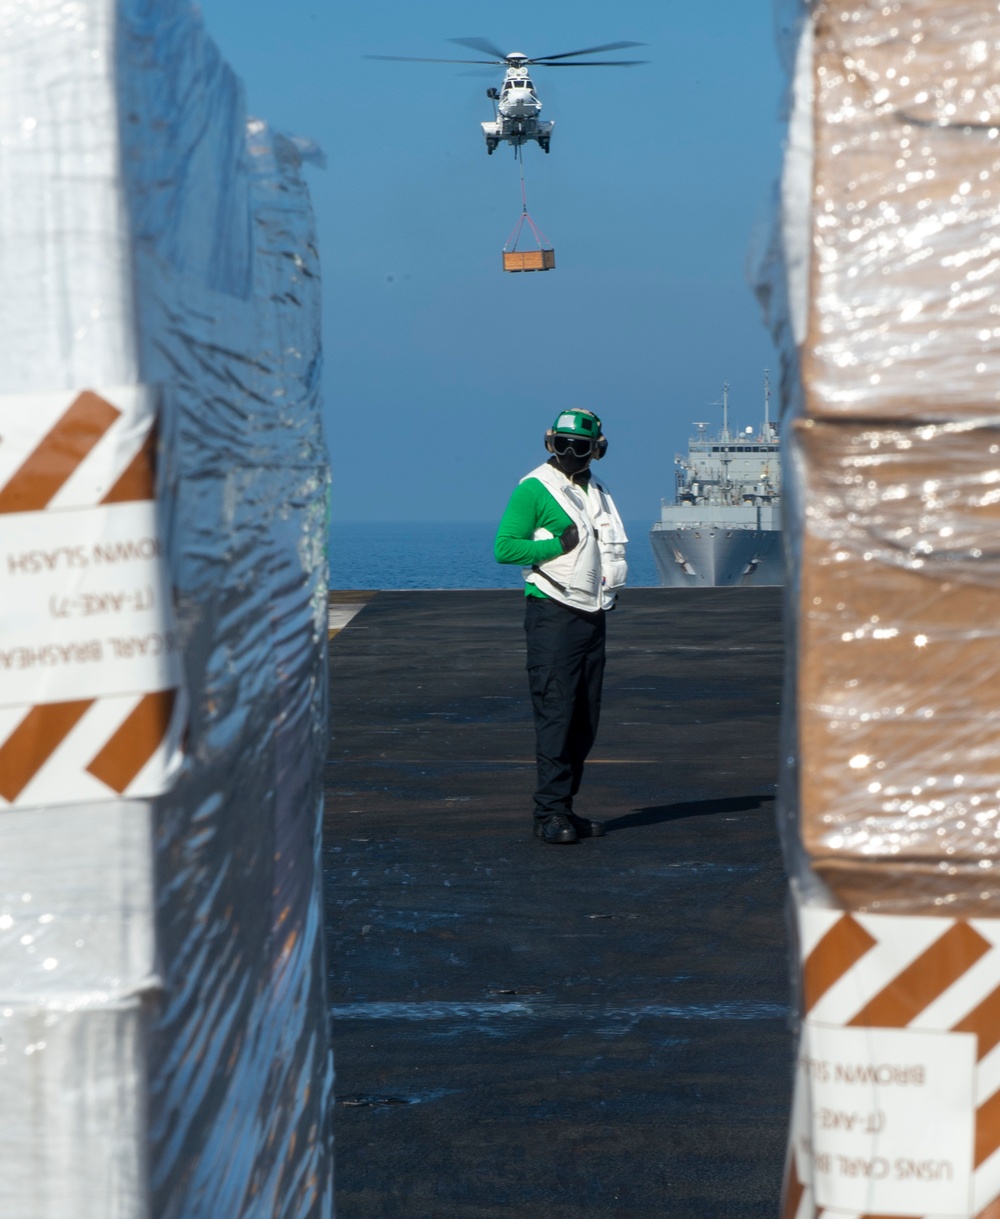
[786,908,1000,1219]
[85,690,177,793]
[955,984,1000,1068]
[802,914,877,1014]
[0,700,94,802]
[101,418,157,504]
[781,1161,805,1219]
[0,692,181,804]
[0,384,184,806]
[0,391,121,513]
[845,922,991,1029]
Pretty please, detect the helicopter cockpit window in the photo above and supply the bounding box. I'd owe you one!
[525,79,534,89]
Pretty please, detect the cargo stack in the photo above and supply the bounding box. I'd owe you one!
[0,2,333,1217]
[777,4,1000,1217]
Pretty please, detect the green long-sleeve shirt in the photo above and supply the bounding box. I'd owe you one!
[495,471,587,598]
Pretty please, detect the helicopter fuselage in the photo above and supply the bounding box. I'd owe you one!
[482,57,554,154]
[369,41,644,157]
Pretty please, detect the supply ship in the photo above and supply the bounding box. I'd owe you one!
[649,375,783,588]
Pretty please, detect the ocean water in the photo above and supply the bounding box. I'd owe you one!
[329,520,660,591]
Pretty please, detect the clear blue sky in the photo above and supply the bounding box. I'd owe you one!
[195,0,789,523]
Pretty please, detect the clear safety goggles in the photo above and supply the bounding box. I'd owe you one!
[551,435,595,457]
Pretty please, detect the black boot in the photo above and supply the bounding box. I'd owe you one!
[534,814,578,844]
[568,813,606,838]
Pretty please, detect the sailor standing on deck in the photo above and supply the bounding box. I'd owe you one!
[494,409,628,844]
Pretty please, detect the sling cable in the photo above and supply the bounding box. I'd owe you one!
[502,146,555,272]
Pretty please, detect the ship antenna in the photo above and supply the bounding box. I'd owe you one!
[764,369,771,433]
[722,381,730,441]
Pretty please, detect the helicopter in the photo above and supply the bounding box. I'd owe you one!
[367,38,647,155]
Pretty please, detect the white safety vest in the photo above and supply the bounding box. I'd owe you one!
[521,462,628,612]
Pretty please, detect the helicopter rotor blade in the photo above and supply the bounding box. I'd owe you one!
[449,36,509,59]
[536,59,648,67]
[530,40,645,62]
[365,54,502,64]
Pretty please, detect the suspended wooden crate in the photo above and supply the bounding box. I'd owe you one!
[503,204,555,272]
[503,248,556,273]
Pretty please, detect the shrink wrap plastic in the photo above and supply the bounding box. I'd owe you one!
[794,418,1000,872]
[0,2,333,1217]
[801,2,1000,420]
[765,4,1000,1217]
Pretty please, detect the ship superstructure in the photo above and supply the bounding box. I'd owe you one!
[649,376,783,587]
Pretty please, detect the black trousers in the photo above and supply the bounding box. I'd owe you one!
[524,595,606,818]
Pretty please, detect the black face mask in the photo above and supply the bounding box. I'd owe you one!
[550,433,596,477]
[551,450,593,477]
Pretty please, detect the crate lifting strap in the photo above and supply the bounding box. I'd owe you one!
[503,152,552,254]
[501,151,554,271]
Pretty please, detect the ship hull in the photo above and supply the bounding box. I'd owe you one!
[649,526,784,588]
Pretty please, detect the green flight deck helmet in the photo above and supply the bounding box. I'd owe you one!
[545,409,608,458]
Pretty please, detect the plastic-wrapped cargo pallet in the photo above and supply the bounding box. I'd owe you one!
[765,3,1000,1218]
[0,2,333,1218]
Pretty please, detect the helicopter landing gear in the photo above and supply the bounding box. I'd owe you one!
[486,138,498,155]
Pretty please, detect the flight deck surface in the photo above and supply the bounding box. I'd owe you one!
[324,587,789,1218]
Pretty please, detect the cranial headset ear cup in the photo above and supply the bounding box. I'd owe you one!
[544,428,556,453]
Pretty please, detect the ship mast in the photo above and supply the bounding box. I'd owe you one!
[763,369,770,433]
[718,382,732,501]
